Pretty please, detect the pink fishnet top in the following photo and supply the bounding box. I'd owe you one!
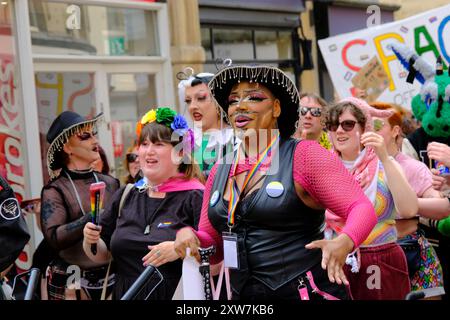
[191,140,376,264]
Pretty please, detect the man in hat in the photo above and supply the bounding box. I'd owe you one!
[175,64,378,300]
[40,111,119,300]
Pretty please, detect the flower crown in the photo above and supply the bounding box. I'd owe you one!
[136,107,194,151]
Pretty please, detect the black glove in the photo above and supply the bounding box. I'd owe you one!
[0,176,30,272]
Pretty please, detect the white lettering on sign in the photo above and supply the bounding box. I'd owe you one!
[66,5,81,30]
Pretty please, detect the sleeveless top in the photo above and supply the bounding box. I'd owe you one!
[208,139,325,292]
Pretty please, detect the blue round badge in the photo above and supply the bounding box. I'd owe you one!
[265,181,284,198]
[210,190,220,207]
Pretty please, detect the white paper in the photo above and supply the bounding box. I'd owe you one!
[181,248,205,300]
[223,238,239,269]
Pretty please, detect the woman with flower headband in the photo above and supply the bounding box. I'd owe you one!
[325,97,418,300]
[177,67,234,178]
[174,64,378,300]
[83,107,204,300]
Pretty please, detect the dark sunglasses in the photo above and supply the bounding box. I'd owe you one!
[77,129,97,141]
[126,153,139,163]
[326,120,358,132]
[300,106,322,117]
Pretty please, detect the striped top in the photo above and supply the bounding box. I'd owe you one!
[361,163,397,246]
[326,161,397,246]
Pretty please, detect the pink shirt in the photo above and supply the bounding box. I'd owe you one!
[395,152,433,197]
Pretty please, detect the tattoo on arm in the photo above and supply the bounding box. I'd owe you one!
[40,201,55,226]
[65,214,89,232]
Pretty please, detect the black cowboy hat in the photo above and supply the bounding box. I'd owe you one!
[208,65,300,139]
[46,111,103,177]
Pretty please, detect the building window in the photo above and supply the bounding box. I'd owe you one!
[201,26,299,85]
[28,0,160,56]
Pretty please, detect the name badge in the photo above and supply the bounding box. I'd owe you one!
[222,232,239,269]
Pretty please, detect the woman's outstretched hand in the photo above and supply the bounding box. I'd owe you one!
[305,233,354,285]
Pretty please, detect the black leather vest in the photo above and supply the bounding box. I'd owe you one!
[208,138,325,293]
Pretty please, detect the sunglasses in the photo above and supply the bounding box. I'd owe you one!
[77,129,97,141]
[326,120,358,132]
[126,153,139,163]
[299,106,322,117]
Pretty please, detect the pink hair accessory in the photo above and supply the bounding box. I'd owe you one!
[339,97,393,132]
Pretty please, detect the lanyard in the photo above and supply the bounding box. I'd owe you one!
[227,133,279,229]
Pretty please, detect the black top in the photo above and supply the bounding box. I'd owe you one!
[100,186,203,299]
[40,169,119,269]
[407,127,450,165]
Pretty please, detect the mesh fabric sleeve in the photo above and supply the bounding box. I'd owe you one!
[294,140,377,248]
[192,163,224,264]
[40,186,90,251]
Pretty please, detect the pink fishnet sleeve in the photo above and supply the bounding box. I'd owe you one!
[294,140,377,248]
[193,163,224,264]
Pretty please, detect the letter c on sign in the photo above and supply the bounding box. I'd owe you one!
[342,39,367,72]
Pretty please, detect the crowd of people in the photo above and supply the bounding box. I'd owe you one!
[1,55,449,301]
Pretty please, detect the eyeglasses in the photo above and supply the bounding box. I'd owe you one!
[373,119,385,132]
[126,153,139,163]
[76,129,97,141]
[326,120,358,132]
[299,106,322,117]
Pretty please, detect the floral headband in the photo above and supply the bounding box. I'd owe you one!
[136,107,194,151]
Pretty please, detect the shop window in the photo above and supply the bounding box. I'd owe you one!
[201,26,299,87]
[28,0,160,56]
[108,73,157,181]
[212,29,253,60]
[255,30,292,60]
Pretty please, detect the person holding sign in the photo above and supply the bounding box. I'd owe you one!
[174,64,377,300]
[83,107,204,300]
[40,111,120,300]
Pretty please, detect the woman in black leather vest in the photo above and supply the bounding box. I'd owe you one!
[175,64,377,300]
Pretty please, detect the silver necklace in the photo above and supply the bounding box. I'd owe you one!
[65,170,99,215]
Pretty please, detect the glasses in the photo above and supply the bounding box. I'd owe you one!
[76,129,97,141]
[373,119,385,132]
[299,106,322,117]
[326,120,358,132]
[126,153,139,163]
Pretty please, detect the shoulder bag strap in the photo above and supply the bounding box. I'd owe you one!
[100,183,134,299]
